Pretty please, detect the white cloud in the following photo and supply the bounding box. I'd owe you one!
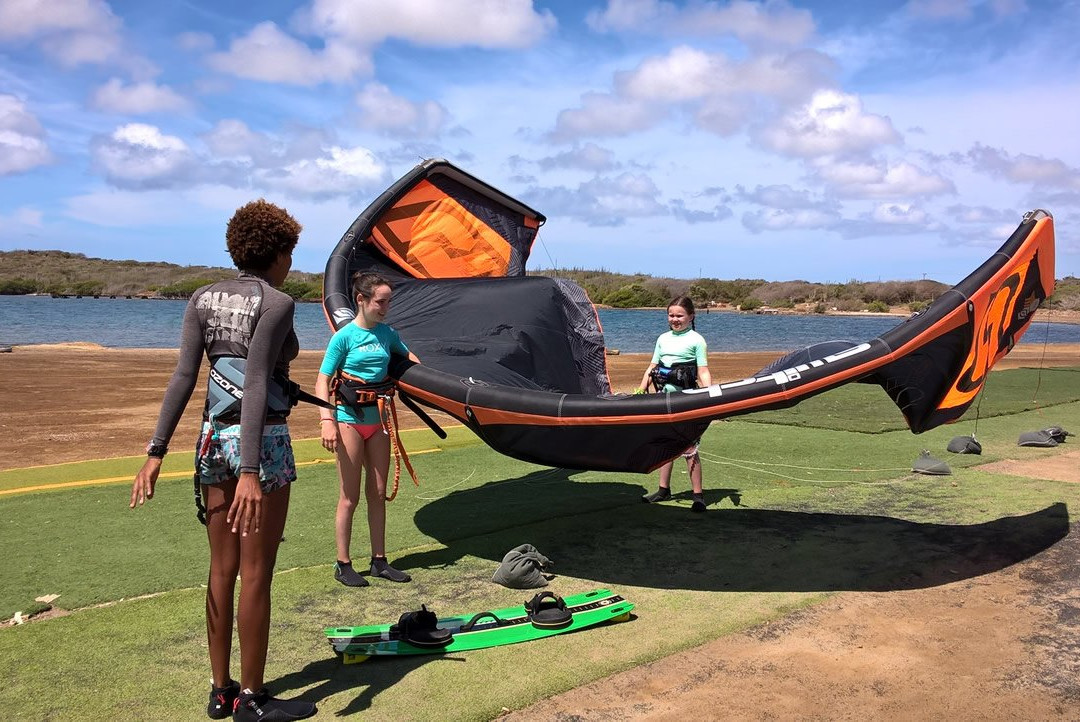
[90,78,190,114]
[253,145,387,198]
[819,159,955,198]
[587,0,815,48]
[0,206,44,227]
[298,0,556,48]
[945,204,1017,223]
[64,188,198,227]
[201,119,269,159]
[526,172,666,226]
[965,143,1080,189]
[176,31,215,52]
[742,207,840,233]
[536,143,619,172]
[617,46,833,106]
[0,0,117,41]
[0,0,147,70]
[550,93,661,141]
[91,123,197,188]
[757,90,901,158]
[355,83,447,138]
[904,0,974,21]
[735,184,835,210]
[208,21,371,85]
[871,202,928,225]
[0,94,52,175]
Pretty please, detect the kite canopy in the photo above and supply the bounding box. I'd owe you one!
[325,159,1056,473]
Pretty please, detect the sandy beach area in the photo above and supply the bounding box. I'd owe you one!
[0,343,1077,471]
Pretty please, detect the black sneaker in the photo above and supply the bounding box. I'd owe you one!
[207,680,239,720]
[334,561,369,587]
[642,487,671,503]
[371,557,412,583]
[233,688,316,721]
[691,494,707,513]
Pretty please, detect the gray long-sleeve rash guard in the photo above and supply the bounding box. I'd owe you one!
[150,273,299,474]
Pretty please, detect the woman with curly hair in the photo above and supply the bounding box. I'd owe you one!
[130,200,316,721]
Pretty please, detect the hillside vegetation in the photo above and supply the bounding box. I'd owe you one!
[2,250,1078,311]
[0,250,323,300]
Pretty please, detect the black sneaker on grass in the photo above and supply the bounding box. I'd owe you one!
[691,494,707,513]
[233,688,316,722]
[207,680,239,720]
[371,557,411,583]
[641,487,671,503]
[334,561,369,587]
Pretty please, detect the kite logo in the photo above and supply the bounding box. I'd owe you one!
[944,271,1022,406]
[687,342,872,396]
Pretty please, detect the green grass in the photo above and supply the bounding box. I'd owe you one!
[1,368,1078,719]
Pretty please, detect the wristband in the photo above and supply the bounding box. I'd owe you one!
[145,441,169,459]
[320,418,336,423]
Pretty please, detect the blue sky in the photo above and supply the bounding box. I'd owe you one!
[1,0,1079,283]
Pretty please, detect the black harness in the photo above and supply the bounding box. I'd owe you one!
[649,361,698,392]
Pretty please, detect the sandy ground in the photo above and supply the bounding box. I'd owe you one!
[2,343,1079,718]
[0,343,1076,471]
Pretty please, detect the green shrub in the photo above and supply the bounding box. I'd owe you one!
[866,300,890,313]
[908,300,929,313]
[0,277,40,295]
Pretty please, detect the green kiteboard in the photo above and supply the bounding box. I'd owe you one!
[325,588,633,664]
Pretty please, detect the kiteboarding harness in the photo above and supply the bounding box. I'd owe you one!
[331,370,420,501]
[186,274,334,524]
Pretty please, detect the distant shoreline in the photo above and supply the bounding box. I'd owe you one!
[595,303,1080,326]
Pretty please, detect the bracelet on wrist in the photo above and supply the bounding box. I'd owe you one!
[145,441,169,459]
[320,418,336,423]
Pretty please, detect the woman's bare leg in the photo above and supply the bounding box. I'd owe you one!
[204,481,241,688]
[657,460,674,490]
[687,453,703,495]
[236,483,290,691]
[334,429,367,563]
[363,431,391,558]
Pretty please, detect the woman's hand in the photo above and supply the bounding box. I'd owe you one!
[129,457,162,508]
[320,419,339,452]
[227,471,263,536]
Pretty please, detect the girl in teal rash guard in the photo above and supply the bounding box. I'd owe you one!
[636,296,713,513]
[315,272,415,587]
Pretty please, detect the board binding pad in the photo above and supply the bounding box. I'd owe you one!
[325,588,632,663]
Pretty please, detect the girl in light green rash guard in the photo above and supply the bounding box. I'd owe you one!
[636,296,713,512]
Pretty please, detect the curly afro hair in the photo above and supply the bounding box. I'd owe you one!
[225,199,302,272]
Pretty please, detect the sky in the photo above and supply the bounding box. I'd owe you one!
[1,0,1079,284]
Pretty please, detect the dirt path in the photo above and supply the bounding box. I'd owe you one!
[509,518,1080,719]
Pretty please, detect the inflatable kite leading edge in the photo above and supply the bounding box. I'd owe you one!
[324,159,1056,473]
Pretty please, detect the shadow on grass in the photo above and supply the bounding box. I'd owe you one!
[271,653,466,717]
[401,469,1070,593]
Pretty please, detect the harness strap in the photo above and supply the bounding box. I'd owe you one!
[381,391,421,501]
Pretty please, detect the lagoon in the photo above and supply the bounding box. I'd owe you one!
[1,294,1079,352]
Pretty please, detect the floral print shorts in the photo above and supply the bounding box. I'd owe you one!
[195,422,296,493]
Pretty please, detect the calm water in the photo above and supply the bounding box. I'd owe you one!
[1,294,1079,352]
